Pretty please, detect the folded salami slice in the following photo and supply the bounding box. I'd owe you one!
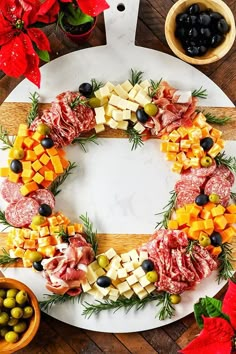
[204,176,231,204]
[15,197,40,226]
[29,189,55,210]
[176,189,200,208]
[0,180,23,203]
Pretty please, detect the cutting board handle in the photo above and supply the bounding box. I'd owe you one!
[104,0,140,47]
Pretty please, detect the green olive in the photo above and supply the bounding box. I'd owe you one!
[209,193,220,204]
[97,255,109,268]
[13,320,27,333]
[11,307,23,319]
[16,290,28,306]
[23,306,34,319]
[144,103,158,116]
[36,123,51,135]
[0,289,6,298]
[5,331,19,343]
[6,288,18,298]
[32,215,46,226]
[199,234,211,247]
[13,147,25,160]
[146,270,158,283]
[0,312,10,325]
[88,97,101,108]
[170,294,181,304]
[28,251,43,263]
[0,297,4,308]
[0,327,9,337]
[3,297,16,309]
[8,317,19,326]
[200,156,213,167]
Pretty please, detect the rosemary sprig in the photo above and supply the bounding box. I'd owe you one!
[148,78,162,98]
[72,134,99,152]
[0,210,13,231]
[204,112,232,125]
[126,127,144,151]
[0,248,19,267]
[80,213,98,254]
[129,69,144,86]
[155,190,177,229]
[49,161,77,196]
[27,92,40,126]
[215,151,236,174]
[217,242,234,283]
[192,87,208,99]
[0,126,14,150]
[230,192,236,203]
[156,292,175,321]
[39,293,81,312]
[186,240,198,260]
[56,227,70,243]
[91,78,104,94]
[70,95,88,109]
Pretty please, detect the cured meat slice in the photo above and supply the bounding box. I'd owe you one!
[180,170,206,188]
[204,176,231,204]
[176,189,199,208]
[210,165,231,179]
[190,159,216,177]
[5,202,24,228]
[15,197,40,226]
[175,180,200,194]
[227,171,235,187]
[0,180,23,203]
[29,189,55,209]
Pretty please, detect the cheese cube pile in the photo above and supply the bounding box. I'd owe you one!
[93,80,153,134]
[82,248,156,300]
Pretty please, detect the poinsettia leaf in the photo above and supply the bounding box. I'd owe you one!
[35,0,60,24]
[77,0,109,17]
[35,48,50,62]
[222,279,236,330]
[204,297,230,322]
[194,299,208,329]
[27,28,51,51]
[21,33,41,87]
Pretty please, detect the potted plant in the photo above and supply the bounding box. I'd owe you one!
[58,0,109,43]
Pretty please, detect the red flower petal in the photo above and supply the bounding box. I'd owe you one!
[222,279,236,330]
[27,28,51,51]
[0,0,23,21]
[18,0,35,11]
[77,0,109,17]
[22,33,41,87]
[0,13,15,46]
[22,1,41,26]
[36,0,60,24]
[0,34,27,77]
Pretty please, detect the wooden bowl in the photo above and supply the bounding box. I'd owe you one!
[165,0,236,65]
[0,278,40,354]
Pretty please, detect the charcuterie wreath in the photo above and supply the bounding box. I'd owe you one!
[0,69,235,320]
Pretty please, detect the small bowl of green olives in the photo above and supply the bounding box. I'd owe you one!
[165,0,235,65]
[0,278,40,353]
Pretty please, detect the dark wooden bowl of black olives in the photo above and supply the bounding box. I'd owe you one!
[165,0,235,65]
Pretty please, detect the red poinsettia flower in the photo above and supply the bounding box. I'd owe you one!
[0,0,59,87]
[60,0,110,17]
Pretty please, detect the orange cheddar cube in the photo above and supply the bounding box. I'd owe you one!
[20,181,38,196]
[31,131,44,142]
[14,247,25,258]
[208,143,223,158]
[188,228,201,240]
[167,220,179,230]
[160,142,168,153]
[191,220,205,231]
[39,153,50,165]
[177,126,188,138]
[32,172,44,184]
[226,204,236,214]
[172,161,183,174]
[216,138,225,148]
[204,227,214,235]
[169,130,180,143]
[74,223,83,233]
[211,204,225,217]
[32,160,43,172]
[204,202,216,211]
[38,236,52,247]
[67,225,75,236]
[21,169,34,178]
[22,161,31,170]
[46,147,58,156]
[23,137,34,148]
[60,157,69,169]
[224,213,236,224]
[40,180,51,188]
[37,245,56,258]
[0,167,9,177]
[189,157,200,168]
[193,112,207,128]
[188,127,202,142]
[30,231,40,240]
[24,239,36,249]
[47,216,59,226]
[177,212,190,226]
[200,208,211,220]
[201,127,211,138]
[214,215,228,230]
[44,170,54,181]
[176,152,187,163]
[189,205,201,217]
[167,142,179,153]
[221,227,235,243]
[22,177,33,184]
[33,144,45,156]
[25,150,37,161]
[13,136,24,148]
[211,246,222,256]
[57,149,66,158]
[165,152,177,161]
[204,219,214,230]
[17,124,28,137]
[210,128,222,139]
[39,226,50,237]
[8,171,20,183]
[50,155,64,174]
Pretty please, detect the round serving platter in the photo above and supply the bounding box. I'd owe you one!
[1,0,235,333]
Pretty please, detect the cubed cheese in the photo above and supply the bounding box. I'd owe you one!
[94,283,110,296]
[114,84,129,99]
[123,289,134,299]
[95,268,106,277]
[81,281,92,292]
[95,124,105,133]
[132,283,143,294]
[116,281,131,294]
[109,288,119,296]
[140,80,151,89]
[107,118,118,129]
[133,122,145,133]
[128,88,137,100]
[105,248,117,260]
[94,107,106,124]
[134,90,152,106]
[120,253,130,263]
[126,274,138,286]
[112,110,123,121]
[139,275,151,287]
[121,80,133,92]
[128,249,139,261]
[117,121,128,130]
[130,112,137,123]
[87,287,104,299]
[139,251,149,264]
[89,260,100,271]
[133,266,145,279]
[86,268,97,284]
[137,289,148,300]
[106,268,118,280]
[99,85,111,98]
[145,283,156,294]
[105,104,116,117]
[104,81,115,92]
[123,261,134,272]
[122,110,131,120]
[117,268,128,279]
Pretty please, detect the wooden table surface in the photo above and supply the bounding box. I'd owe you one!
[0,1,235,353]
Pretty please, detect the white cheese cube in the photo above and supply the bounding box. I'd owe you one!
[140,80,151,89]
[120,253,130,263]
[117,268,128,279]
[130,112,137,123]
[139,251,149,264]
[99,97,109,106]
[106,268,118,280]
[109,287,119,296]
[117,121,128,130]
[121,80,133,92]
[133,84,142,91]
[95,268,106,277]
[105,104,116,117]
[89,260,100,271]
[173,90,192,104]
[134,90,152,106]
[112,110,123,121]
[104,81,115,92]
[123,289,134,299]
[110,255,121,269]
[114,84,129,99]
[125,100,139,112]
[87,287,103,299]
[107,118,118,129]
[132,283,143,294]
[133,266,145,279]
[109,294,119,301]
[133,122,145,133]
[139,275,151,287]
[128,88,138,100]
[128,249,139,261]
[138,289,148,300]
[132,260,141,269]
[123,261,134,272]
[95,124,105,133]
[105,248,117,260]
[145,283,156,294]
[109,94,122,107]
[94,89,102,99]
[99,85,110,98]
[94,283,110,297]
[117,281,131,294]
[122,110,131,120]
[81,281,92,292]
[95,106,106,124]
[126,274,138,286]
[86,268,97,284]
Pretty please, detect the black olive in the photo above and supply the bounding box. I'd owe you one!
[33,261,43,272]
[176,13,188,25]
[175,27,186,40]
[188,27,198,38]
[79,83,93,97]
[186,15,198,26]
[10,159,23,174]
[198,45,208,56]
[187,3,200,15]
[217,19,229,34]
[210,232,222,247]
[195,194,209,206]
[200,137,214,150]
[136,108,149,124]
[38,204,52,217]
[186,46,199,56]
[200,27,211,38]
[141,259,154,272]
[209,11,223,22]
[96,276,111,288]
[198,12,211,27]
[41,137,54,149]
[211,34,224,48]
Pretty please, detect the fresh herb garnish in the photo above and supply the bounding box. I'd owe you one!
[80,213,98,254]
[70,95,88,109]
[129,69,144,86]
[192,87,208,99]
[126,126,144,151]
[91,78,104,94]
[217,242,234,283]
[0,126,14,150]
[148,78,162,98]
[72,134,99,152]
[56,227,70,243]
[39,293,82,312]
[155,190,177,229]
[0,248,19,267]
[186,240,198,260]
[49,161,77,196]
[156,292,175,321]
[27,92,40,126]
[215,151,236,174]
[230,192,236,203]
[0,210,13,230]
[204,112,232,125]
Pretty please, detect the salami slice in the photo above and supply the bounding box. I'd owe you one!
[204,176,231,203]
[227,171,235,187]
[190,159,216,177]
[180,171,206,188]
[0,180,23,203]
[210,165,231,179]
[15,197,40,226]
[176,189,200,208]
[5,202,25,228]
[29,189,55,210]
[175,180,200,194]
